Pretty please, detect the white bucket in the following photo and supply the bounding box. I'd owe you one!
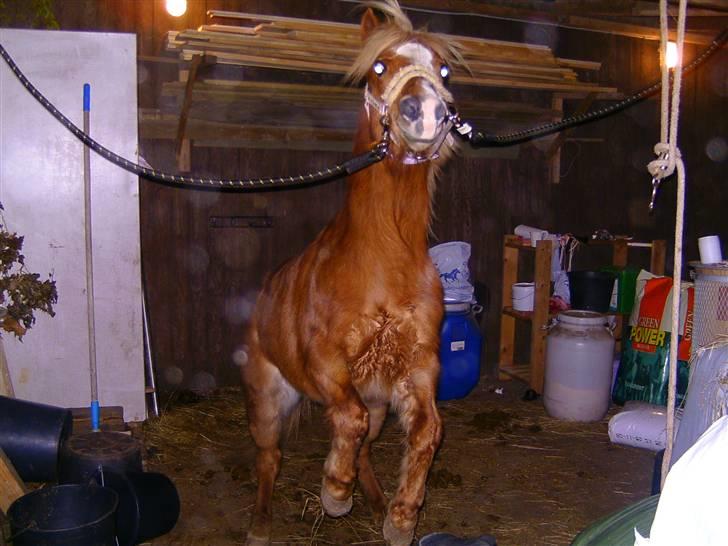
[512,282,535,311]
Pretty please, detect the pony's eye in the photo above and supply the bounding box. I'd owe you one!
[373,60,386,76]
[440,65,450,80]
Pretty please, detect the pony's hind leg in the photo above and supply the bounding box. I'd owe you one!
[357,403,388,520]
[242,342,300,546]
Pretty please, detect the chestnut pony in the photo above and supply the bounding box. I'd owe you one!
[242,2,460,544]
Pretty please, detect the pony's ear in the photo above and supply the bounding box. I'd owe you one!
[360,8,379,41]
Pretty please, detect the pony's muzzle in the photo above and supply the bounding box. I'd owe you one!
[397,92,449,151]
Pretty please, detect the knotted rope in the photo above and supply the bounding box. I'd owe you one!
[656,0,689,488]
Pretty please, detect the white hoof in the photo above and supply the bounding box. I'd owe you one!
[320,481,353,517]
[383,515,415,546]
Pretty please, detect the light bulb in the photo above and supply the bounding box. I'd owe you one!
[166,0,187,17]
[665,41,679,69]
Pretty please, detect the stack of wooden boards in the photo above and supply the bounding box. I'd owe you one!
[150,9,618,151]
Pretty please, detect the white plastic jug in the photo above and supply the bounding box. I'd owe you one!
[544,310,615,422]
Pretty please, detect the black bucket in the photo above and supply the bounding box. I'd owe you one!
[0,395,73,482]
[97,468,180,545]
[58,431,143,484]
[568,270,616,313]
[7,484,118,546]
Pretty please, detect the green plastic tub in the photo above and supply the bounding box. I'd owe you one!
[570,495,659,545]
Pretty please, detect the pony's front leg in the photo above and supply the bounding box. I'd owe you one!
[315,370,370,518]
[385,362,442,546]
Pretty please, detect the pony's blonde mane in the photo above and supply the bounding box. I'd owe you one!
[346,1,463,84]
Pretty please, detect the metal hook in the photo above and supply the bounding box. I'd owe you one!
[649,177,662,212]
[648,150,670,212]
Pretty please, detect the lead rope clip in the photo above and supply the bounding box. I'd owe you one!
[648,150,670,212]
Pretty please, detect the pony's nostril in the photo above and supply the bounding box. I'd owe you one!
[435,103,447,123]
[399,96,421,122]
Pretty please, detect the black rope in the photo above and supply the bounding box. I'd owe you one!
[0,42,387,190]
[466,27,728,147]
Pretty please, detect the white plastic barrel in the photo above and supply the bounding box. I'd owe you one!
[544,310,615,422]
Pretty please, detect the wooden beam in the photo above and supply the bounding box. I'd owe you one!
[530,239,553,393]
[612,239,629,268]
[650,239,667,275]
[175,53,204,170]
[549,95,564,184]
[498,237,519,379]
[547,91,597,183]
[0,447,26,514]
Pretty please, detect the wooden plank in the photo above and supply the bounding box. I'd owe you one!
[529,238,553,393]
[175,53,203,169]
[549,95,564,184]
[455,73,617,93]
[141,115,357,144]
[651,239,667,275]
[612,238,629,267]
[167,15,610,94]
[498,363,531,383]
[548,92,597,182]
[0,338,13,397]
[0,446,26,514]
[175,47,616,93]
[556,57,603,71]
[179,48,350,74]
[70,405,126,433]
[207,9,360,34]
[204,7,613,70]
[174,30,360,57]
[175,34,579,83]
[498,235,519,379]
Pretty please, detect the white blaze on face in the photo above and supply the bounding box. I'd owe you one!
[395,41,434,67]
[394,41,444,144]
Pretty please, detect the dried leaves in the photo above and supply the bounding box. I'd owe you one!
[0,206,58,338]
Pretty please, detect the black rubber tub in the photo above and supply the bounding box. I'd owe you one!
[97,468,180,545]
[568,270,616,313]
[0,395,73,482]
[7,483,118,546]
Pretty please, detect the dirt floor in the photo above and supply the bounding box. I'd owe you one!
[136,377,656,546]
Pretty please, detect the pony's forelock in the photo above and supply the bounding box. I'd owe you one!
[345,1,462,85]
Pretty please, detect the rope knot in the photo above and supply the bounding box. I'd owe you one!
[647,142,682,180]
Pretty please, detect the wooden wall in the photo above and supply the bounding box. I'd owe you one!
[4,1,725,390]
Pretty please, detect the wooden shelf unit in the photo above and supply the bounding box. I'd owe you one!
[499,235,552,392]
[498,235,666,393]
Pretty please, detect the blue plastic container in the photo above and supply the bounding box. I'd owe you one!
[437,302,483,400]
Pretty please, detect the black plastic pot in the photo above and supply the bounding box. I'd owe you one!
[7,483,118,546]
[96,468,180,545]
[0,395,73,482]
[568,271,616,313]
[58,430,143,484]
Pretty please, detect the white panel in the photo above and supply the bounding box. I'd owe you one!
[0,29,145,421]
